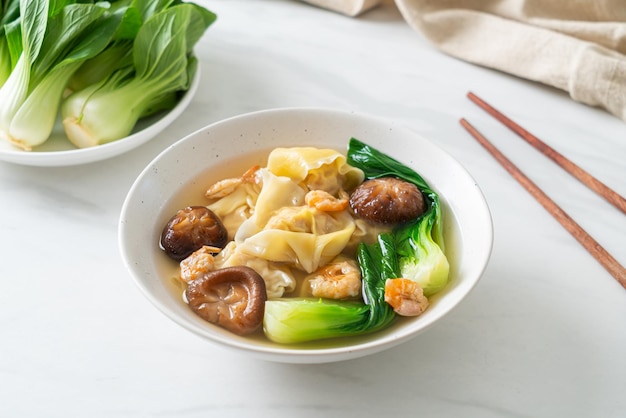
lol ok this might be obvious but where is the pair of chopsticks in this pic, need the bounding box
[460,92,626,290]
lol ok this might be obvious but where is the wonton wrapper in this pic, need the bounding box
[237,206,356,273]
[208,183,261,240]
[215,242,296,298]
[267,147,364,195]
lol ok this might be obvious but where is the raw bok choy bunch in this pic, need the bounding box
[263,138,450,344]
[62,2,216,148]
[0,0,142,150]
[0,0,216,151]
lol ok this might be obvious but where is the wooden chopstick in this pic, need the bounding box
[459,117,626,290]
[467,92,626,215]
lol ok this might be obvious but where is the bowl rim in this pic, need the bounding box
[118,107,494,363]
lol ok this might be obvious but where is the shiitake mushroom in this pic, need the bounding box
[349,177,426,224]
[160,206,228,261]
[185,266,267,335]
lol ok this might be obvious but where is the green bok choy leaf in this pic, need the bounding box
[0,0,20,86]
[347,137,449,296]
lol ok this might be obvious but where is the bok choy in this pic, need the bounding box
[263,233,398,344]
[0,0,137,150]
[347,137,450,296]
[0,0,216,151]
[62,2,215,148]
[0,0,48,148]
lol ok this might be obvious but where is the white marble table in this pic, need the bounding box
[1,1,625,416]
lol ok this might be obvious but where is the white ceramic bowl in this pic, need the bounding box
[119,108,493,363]
[0,66,200,167]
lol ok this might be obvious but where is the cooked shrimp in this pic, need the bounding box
[308,258,361,299]
[179,245,221,283]
[305,189,349,212]
[384,278,429,316]
[205,165,260,199]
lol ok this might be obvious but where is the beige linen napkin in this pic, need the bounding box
[303,0,626,122]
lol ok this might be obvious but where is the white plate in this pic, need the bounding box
[119,108,493,363]
[0,66,200,167]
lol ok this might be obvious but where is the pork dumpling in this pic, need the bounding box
[267,147,364,195]
[214,242,297,299]
[246,168,307,228]
[237,206,356,273]
[207,183,261,239]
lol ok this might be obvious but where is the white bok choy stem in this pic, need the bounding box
[7,61,82,149]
